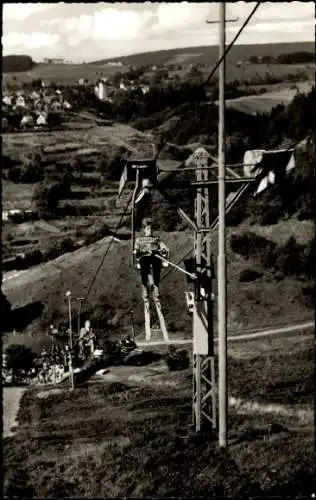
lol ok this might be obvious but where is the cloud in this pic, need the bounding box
[3,3,49,21]
[2,2,315,61]
[3,32,60,49]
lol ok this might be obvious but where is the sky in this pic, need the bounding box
[2,2,315,62]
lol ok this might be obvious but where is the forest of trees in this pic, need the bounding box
[3,55,37,73]
[249,51,314,64]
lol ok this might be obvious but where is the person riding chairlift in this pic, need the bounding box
[134,218,169,299]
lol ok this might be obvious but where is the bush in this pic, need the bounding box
[239,268,263,282]
[3,54,36,72]
[165,347,190,371]
[23,249,43,267]
[5,343,36,377]
[32,181,61,219]
[98,145,129,181]
[271,236,303,277]
[230,232,276,265]
[59,237,77,253]
[84,223,111,245]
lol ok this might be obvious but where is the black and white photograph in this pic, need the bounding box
[2,1,315,497]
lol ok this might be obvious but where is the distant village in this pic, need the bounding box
[2,83,72,130]
[2,64,155,132]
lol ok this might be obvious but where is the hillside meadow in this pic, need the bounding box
[3,218,314,343]
[3,331,314,497]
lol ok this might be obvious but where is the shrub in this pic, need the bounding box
[5,343,37,377]
[98,145,129,181]
[230,232,276,264]
[24,249,43,267]
[32,181,62,219]
[239,268,263,282]
[3,54,36,72]
[59,237,77,253]
[165,347,190,371]
[271,236,303,277]
[84,223,111,245]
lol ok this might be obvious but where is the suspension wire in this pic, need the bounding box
[125,128,313,325]
[78,192,133,319]
[153,2,262,164]
[68,1,311,337]
[156,131,313,285]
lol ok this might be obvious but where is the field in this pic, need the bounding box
[223,81,314,115]
[2,122,154,260]
[2,41,314,87]
[91,41,314,67]
[3,61,314,88]
[2,62,128,86]
[3,332,314,497]
[3,218,314,341]
[2,181,36,211]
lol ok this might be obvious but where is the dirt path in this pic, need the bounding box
[137,321,314,346]
[3,387,26,438]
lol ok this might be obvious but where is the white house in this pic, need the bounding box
[141,86,150,95]
[119,80,127,91]
[95,80,107,101]
[16,95,26,107]
[36,113,47,126]
[2,209,21,221]
[3,95,12,106]
[30,91,40,100]
[20,114,34,128]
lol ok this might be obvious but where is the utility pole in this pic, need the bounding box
[66,290,74,391]
[207,5,237,448]
[76,297,84,338]
[218,2,228,448]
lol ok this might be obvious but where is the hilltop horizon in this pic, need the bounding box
[87,41,314,66]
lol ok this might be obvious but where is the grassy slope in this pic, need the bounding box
[224,81,314,115]
[2,123,151,159]
[2,62,129,86]
[3,220,314,340]
[3,334,314,497]
[91,42,315,66]
[2,123,152,258]
[3,43,314,87]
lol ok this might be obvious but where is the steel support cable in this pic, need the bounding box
[79,192,133,319]
[157,130,314,285]
[153,1,262,164]
[131,169,140,267]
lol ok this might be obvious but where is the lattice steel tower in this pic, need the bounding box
[192,148,217,432]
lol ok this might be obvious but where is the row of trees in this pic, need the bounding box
[3,55,37,73]
[231,231,315,280]
[249,51,314,64]
[4,344,37,382]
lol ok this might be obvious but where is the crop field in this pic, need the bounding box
[2,62,129,86]
[223,81,314,115]
[3,331,314,497]
[2,120,156,265]
[92,42,314,67]
[2,181,35,211]
[171,62,315,85]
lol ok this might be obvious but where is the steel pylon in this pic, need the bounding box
[192,148,217,432]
